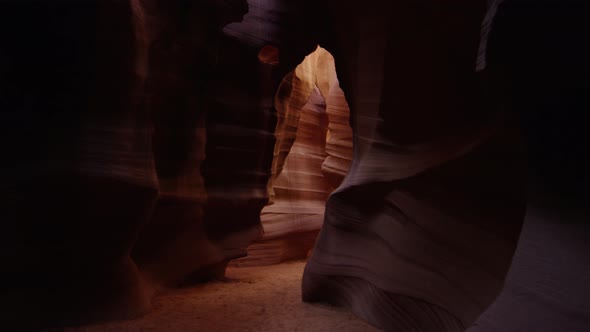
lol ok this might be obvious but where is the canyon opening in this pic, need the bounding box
[1,1,589,332]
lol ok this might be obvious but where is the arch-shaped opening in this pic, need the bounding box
[232,46,353,267]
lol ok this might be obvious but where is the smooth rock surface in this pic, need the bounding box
[303,1,527,331]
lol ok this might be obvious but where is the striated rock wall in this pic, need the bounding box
[302,1,527,331]
[0,0,262,327]
[2,1,587,331]
[233,47,353,267]
[1,1,317,326]
[264,86,330,238]
[130,0,219,287]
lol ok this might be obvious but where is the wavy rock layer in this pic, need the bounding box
[128,0,287,288]
[130,0,215,287]
[263,86,330,239]
[302,1,527,331]
[200,36,280,266]
[233,47,353,267]
[2,1,587,331]
[1,0,258,327]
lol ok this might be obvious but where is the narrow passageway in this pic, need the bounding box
[4,2,588,332]
[70,261,379,332]
[231,46,353,267]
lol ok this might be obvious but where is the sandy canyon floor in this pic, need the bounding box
[65,261,380,332]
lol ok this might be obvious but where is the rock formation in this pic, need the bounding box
[1,1,158,328]
[130,0,223,287]
[467,1,590,331]
[0,0,258,327]
[300,1,528,331]
[1,1,588,331]
[233,47,353,267]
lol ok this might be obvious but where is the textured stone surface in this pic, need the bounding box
[302,1,528,331]
[129,0,264,290]
[0,0,255,327]
[263,86,330,238]
[233,47,353,266]
[2,1,588,331]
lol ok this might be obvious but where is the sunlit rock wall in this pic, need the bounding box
[233,47,353,266]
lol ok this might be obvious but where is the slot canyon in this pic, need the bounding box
[1,0,588,331]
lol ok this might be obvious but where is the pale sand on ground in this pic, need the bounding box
[69,260,380,332]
